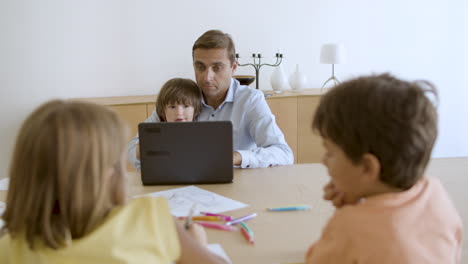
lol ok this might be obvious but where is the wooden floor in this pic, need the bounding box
[425,157,468,262]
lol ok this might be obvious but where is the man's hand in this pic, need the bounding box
[323,180,345,208]
[233,151,242,166]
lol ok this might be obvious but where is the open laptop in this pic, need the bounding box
[138,121,233,185]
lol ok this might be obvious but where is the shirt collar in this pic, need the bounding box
[224,78,236,103]
[201,78,237,106]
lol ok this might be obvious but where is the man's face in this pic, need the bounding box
[193,48,237,101]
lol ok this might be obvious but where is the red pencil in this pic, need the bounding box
[240,225,255,244]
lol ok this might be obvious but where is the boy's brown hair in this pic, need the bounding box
[312,73,438,190]
[2,100,128,249]
[156,78,202,121]
[192,29,237,66]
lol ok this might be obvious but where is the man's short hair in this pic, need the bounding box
[312,73,438,190]
[192,29,236,66]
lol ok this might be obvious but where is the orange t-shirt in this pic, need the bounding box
[306,177,463,264]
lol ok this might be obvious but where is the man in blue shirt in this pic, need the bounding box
[128,30,293,169]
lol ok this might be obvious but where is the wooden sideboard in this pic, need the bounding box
[77,89,325,165]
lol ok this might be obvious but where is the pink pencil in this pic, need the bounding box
[200,212,233,221]
[195,221,235,231]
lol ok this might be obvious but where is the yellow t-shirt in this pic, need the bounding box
[0,197,181,264]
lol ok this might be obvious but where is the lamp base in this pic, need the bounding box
[320,75,340,92]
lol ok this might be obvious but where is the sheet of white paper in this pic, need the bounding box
[0,178,9,191]
[135,186,247,217]
[208,244,232,263]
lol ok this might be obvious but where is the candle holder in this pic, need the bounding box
[235,53,283,90]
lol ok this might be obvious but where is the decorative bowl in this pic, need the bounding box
[233,75,256,86]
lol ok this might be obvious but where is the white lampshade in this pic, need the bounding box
[320,44,346,64]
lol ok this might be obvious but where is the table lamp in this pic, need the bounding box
[320,43,346,90]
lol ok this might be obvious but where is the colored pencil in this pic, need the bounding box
[226,213,257,226]
[266,205,311,211]
[185,204,196,230]
[240,225,255,244]
[240,222,255,244]
[179,216,226,221]
[200,212,233,221]
[195,221,235,231]
[240,222,254,235]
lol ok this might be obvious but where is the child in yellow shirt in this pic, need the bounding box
[306,73,463,263]
[0,100,227,264]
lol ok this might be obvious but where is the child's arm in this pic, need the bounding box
[127,109,160,170]
[174,221,229,264]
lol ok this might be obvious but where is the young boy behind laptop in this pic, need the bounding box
[136,78,202,159]
[156,78,202,122]
[306,73,463,263]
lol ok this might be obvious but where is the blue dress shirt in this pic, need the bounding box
[127,79,294,169]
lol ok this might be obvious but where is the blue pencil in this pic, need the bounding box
[266,205,311,211]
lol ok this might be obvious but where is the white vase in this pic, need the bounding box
[270,64,289,93]
[289,64,307,91]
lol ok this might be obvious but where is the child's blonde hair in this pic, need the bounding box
[2,100,128,249]
[156,78,202,121]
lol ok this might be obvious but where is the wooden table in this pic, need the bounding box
[129,158,468,264]
[1,158,467,263]
[129,163,334,264]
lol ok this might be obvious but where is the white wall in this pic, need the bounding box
[1,0,467,177]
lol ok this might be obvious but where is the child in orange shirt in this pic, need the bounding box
[0,100,227,264]
[306,73,463,263]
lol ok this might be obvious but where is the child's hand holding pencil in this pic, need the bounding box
[184,204,196,230]
[186,223,208,246]
[183,204,208,246]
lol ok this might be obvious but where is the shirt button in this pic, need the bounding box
[246,165,250,168]
[211,114,215,117]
